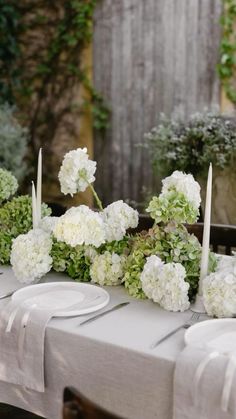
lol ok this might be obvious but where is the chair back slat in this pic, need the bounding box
[185,223,236,255]
[226,246,231,255]
[212,244,218,253]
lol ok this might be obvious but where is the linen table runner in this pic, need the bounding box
[173,344,236,419]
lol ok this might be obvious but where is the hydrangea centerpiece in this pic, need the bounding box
[7,148,217,315]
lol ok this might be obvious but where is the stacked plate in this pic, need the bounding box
[11,282,110,317]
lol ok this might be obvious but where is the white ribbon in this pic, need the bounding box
[192,351,219,406]
[221,354,236,412]
[17,303,37,368]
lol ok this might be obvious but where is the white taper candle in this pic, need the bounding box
[199,163,212,295]
[36,148,42,224]
[32,181,37,229]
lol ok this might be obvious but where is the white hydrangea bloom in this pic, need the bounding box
[154,263,190,312]
[203,254,236,317]
[58,148,96,196]
[84,246,98,262]
[217,254,236,276]
[90,251,126,286]
[39,216,59,233]
[141,255,190,312]
[140,255,164,299]
[53,205,105,248]
[161,170,201,210]
[203,270,236,318]
[102,200,139,242]
[10,229,53,284]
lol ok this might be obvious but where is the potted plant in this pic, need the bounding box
[145,112,236,225]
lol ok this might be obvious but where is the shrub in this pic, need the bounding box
[0,103,28,180]
[146,112,236,178]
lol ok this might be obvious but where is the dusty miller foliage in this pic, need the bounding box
[146,112,236,178]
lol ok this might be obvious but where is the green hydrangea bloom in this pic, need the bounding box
[123,224,217,301]
[123,229,165,299]
[51,240,91,281]
[99,236,129,256]
[0,168,18,204]
[0,195,51,264]
[51,236,129,281]
[146,191,199,224]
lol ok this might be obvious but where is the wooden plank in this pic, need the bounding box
[185,0,199,116]
[197,0,221,109]
[210,0,222,106]
[173,0,187,118]
[120,0,133,200]
[162,0,174,116]
[129,0,144,205]
[110,1,123,202]
[93,0,113,205]
[140,0,156,197]
[93,0,222,207]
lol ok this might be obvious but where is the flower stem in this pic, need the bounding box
[88,183,103,211]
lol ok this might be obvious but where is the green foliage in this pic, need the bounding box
[99,236,130,256]
[51,236,129,281]
[123,233,159,299]
[0,168,18,204]
[0,195,51,264]
[146,112,236,178]
[51,240,91,281]
[218,0,236,104]
[84,84,110,131]
[0,1,21,104]
[0,0,109,142]
[123,224,217,301]
[0,104,28,180]
[147,192,199,225]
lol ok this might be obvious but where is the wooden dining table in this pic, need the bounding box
[0,266,208,419]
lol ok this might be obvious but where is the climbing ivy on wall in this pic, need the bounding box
[218,0,236,104]
[0,0,109,154]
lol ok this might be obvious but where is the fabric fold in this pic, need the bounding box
[0,285,84,392]
[173,345,236,419]
[0,299,57,392]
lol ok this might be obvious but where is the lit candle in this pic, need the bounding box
[199,163,212,295]
[36,148,42,224]
[32,181,37,229]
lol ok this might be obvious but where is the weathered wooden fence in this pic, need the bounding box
[93,0,222,207]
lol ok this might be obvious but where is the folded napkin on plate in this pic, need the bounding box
[173,335,236,419]
[0,289,82,392]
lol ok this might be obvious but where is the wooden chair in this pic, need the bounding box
[129,213,154,233]
[186,223,236,255]
[0,404,41,419]
[63,387,122,419]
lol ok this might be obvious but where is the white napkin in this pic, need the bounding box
[0,289,83,392]
[173,333,236,419]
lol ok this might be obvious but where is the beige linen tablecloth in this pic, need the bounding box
[0,267,193,419]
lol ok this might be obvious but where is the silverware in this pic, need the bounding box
[78,302,130,326]
[150,312,201,349]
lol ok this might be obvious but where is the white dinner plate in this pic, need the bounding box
[185,318,236,350]
[12,282,110,317]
